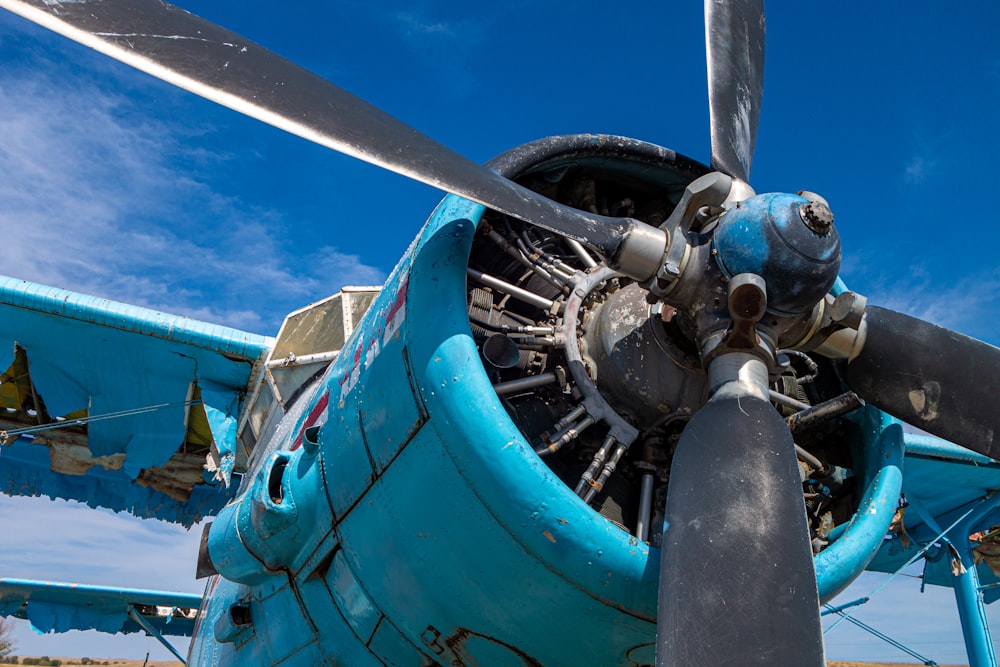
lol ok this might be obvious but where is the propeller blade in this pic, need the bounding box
[657,388,824,665]
[0,0,663,276]
[704,0,765,183]
[846,306,1000,460]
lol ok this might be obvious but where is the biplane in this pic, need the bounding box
[0,1,999,665]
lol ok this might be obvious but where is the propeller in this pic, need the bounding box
[656,271,826,660]
[845,306,1000,460]
[705,0,765,183]
[657,1,1000,657]
[657,365,824,665]
[654,1,1000,652]
[655,2,827,664]
[0,0,666,281]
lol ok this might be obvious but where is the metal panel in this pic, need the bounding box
[321,259,415,518]
[244,580,318,666]
[322,406,376,520]
[338,425,654,667]
[368,617,428,667]
[326,549,381,644]
[359,341,426,472]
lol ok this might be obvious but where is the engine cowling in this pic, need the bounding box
[197,135,902,667]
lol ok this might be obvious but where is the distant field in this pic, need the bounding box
[829,663,966,667]
[0,664,163,667]
[0,661,968,667]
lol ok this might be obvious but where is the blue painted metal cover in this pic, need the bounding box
[223,194,904,667]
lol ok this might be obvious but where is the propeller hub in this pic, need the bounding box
[713,193,841,316]
[800,200,835,234]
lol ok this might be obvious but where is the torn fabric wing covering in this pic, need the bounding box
[201,381,241,485]
[0,275,273,525]
[0,438,233,525]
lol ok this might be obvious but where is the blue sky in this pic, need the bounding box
[0,0,999,662]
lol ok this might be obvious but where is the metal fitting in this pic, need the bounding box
[799,200,835,234]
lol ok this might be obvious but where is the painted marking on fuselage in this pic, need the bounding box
[383,276,408,344]
[339,276,409,402]
[290,389,330,451]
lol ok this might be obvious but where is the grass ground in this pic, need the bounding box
[829,663,966,666]
[0,660,183,667]
[0,661,969,667]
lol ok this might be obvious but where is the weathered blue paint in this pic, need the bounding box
[0,438,233,525]
[713,193,841,315]
[207,444,329,585]
[0,275,272,524]
[188,573,328,666]
[0,578,201,637]
[906,433,996,465]
[0,276,271,358]
[0,184,905,664]
[952,514,1000,667]
[897,434,1000,595]
[0,177,910,663]
[906,490,1000,667]
[816,412,903,601]
[862,433,1000,663]
[869,508,1000,602]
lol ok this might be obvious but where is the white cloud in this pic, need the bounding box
[0,53,385,334]
[840,250,1000,346]
[903,154,931,183]
[0,497,201,590]
[876,277,1000,343]
[897,123,944,187]
[393,10,458,37]
[0,495,200,659]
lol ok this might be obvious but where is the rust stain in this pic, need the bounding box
[542,531,556,543]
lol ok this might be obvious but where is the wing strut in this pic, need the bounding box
[128,605,189,665]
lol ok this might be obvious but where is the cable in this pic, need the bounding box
[824,604,940,666]
[0,399,202,445]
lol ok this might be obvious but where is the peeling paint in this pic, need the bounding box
[907,381,941,421]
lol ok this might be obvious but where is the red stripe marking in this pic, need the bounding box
[290,391,329,451]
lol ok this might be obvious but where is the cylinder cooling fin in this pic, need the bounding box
[465,135,862,552]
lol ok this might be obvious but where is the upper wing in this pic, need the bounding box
[865,433,1000,601]
[0,275,273,525]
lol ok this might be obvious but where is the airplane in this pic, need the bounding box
[0,0,998,665]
